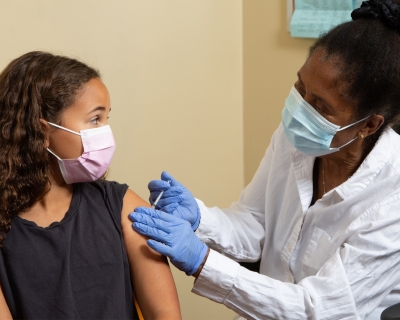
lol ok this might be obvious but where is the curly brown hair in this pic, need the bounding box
[0,51,100,245]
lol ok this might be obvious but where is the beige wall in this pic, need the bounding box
[243,0,314,184]
[0,1,240,319]
[0,1,313,319]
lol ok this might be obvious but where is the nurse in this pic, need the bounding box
[130,1,400,319]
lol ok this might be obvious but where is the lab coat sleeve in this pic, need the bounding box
[192,196,400,320]
[195,199,265,262]
[194,126,280,262]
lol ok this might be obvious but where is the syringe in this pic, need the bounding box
[151,179,171,209]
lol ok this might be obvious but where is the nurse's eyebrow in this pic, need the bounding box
[297,72,304,86]
[297,72,334,111]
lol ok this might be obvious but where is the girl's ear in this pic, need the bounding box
[39,118,50,148]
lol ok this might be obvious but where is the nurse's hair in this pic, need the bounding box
[0,51,100,245]
[309,0,400,145]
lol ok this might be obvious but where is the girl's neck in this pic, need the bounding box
[18,174,73,227]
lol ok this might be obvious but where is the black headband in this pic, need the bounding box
[351,0,400,31]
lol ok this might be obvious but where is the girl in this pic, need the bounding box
[0,51,181,319]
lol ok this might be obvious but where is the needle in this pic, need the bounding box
[151,179,171,208]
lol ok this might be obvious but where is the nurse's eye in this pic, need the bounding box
[294,82,305,98]
[313,104,331,117]
[314,105,323,113]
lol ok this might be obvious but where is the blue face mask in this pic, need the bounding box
[282,86,369,157]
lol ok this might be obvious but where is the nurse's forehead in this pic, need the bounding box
[299,54,341,82]
[297,53,349,96]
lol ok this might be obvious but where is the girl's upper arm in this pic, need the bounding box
[0,283,12,319]
[121,188,181,320]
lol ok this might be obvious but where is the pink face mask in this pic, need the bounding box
[46,122,116,184]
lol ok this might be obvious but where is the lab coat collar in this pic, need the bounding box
[290,128,395,210]
[335,128,394,199]
[290,151,315,213]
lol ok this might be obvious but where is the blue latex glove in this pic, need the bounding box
[148,171,201,231]
[130,207,208,276]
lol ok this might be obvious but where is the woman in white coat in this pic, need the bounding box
[131,1,400,318]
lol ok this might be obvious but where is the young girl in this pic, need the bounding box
[0,51,181,319]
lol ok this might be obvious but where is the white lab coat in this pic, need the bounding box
[193,124,400,319]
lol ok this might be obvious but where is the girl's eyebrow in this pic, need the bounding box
[86,106,107,114]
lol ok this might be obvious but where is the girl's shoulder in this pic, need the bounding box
[79,180,129,224]
[82,180,129,204]
[84,179,129,195]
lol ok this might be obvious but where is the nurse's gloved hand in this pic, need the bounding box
[130,207,208,276]
[148,171,201,231]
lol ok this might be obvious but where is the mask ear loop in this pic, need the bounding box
[47,121,81,136]
[337,136,358,149]
[337,115,370,131]
[46,121,82,158]
[46,148,61,160]
[45,122,81,184]
[46,147,72,184]
[335,116,370,149]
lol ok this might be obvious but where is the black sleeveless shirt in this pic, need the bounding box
[0,180,139,319]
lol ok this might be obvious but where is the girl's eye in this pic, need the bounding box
[90,117,99,124]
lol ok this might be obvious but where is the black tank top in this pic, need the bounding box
[0,180,139,319]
